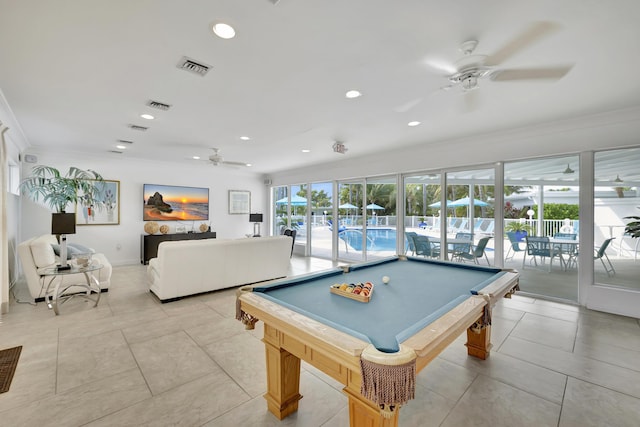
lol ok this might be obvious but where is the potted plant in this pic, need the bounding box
[20,165,104,213]
[624,216,640,238]
[505,221,533,241]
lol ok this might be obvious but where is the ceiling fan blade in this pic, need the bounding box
[491,65,573,81]
[485,21,560,67]
[223,161,249,167]
[393,97,423,113]
[424,58,458,75]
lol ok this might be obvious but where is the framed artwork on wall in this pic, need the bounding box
[76,180,120,225]
[229,190,250,214]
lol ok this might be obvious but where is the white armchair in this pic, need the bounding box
[17,235,112,301]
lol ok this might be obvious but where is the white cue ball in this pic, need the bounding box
[382,276,390,284]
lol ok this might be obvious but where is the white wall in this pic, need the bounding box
[20,150,268,266]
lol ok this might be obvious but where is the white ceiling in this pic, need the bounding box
[1,0,640,175]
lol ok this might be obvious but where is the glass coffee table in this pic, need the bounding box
[40,263,103,315]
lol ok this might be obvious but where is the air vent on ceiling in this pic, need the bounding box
[109,150,123,154]
[177,57,211,76]
[117,139,134,144]
[147,100,171,111]
[129,124,148,131]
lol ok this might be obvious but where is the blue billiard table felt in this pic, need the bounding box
[253,257,506,353]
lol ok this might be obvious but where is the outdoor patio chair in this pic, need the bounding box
[523,236,563,271]
[450,232,473,261]
[473,219,486,233]
[594,237,616,276]
[456,236,492,265]
[427,217,440,231]
[283,228,297,257]
[448,218,462,231]
[405,231,418,255]
[455,219,469,232]
[413,235,440,258]
[505,232,526,261]
[554,232,578,269]
[480,220,495,236]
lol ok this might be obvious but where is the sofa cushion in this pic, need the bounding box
[30,235,57,267]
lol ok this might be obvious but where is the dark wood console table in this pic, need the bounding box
[141,232,217,264]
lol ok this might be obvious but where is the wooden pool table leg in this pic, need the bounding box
[465,321,492,360]
[263,338,303,420]
[344,387,401,427]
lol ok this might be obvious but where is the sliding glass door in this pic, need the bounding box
[445,168,495,264]
[503,155,579,301]
[591,148,640,300]
[337,180,365,261]
[309,182,333,258]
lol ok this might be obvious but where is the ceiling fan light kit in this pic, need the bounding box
[207,148,249,167]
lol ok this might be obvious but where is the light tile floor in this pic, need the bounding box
[1,256,640,426]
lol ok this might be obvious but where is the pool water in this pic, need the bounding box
[339,228,401,251]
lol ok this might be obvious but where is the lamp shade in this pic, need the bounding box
[249,213,263,223]
[51,213,76,235]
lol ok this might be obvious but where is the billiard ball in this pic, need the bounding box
[382,276,390,284]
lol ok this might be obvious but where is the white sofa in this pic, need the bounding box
[17,235,112,301]
[147,235,292,302]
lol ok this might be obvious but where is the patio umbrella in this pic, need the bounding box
[449,197,489,207]
[275,195,307,206]
[339,203,358,224]
[275,195,307,215]
[339,203,358,209]
[366,203,384,210]
[428,200,452,209]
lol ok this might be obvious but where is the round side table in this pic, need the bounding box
[40,263,103,315]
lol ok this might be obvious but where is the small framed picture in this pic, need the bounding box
[229,190,250,214]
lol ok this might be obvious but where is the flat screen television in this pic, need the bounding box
[143,184,209,221]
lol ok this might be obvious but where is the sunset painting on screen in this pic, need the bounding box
[143,184,209,221]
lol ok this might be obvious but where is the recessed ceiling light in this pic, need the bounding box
[301,149,311,153]
[212,22,236,39]
[246,163,252,167]
[408,121,421,127]
[239,136,251,141]
[116,145,127,150]
[345,90,362,99]
[193,156,200,160]
[140,114,154,120]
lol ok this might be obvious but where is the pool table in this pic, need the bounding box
[236,256,519,427]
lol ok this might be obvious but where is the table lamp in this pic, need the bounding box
[51,212,76,270]
[249,213,263,237]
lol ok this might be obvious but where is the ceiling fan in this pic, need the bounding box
[396,22,573,112]
[206,148,249,167]
[435,22,572,91]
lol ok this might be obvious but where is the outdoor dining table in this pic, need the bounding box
[429,236,475,259]
[548,237,579,271]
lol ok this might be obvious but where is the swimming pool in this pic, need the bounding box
[339,227,402,251]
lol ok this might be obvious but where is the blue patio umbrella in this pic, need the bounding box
[275,195,307,206]
[339,203,358,209]
[449,197,489,207]
[276,195,307,215]
[366,203,384,210]
[428,200,452,209]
